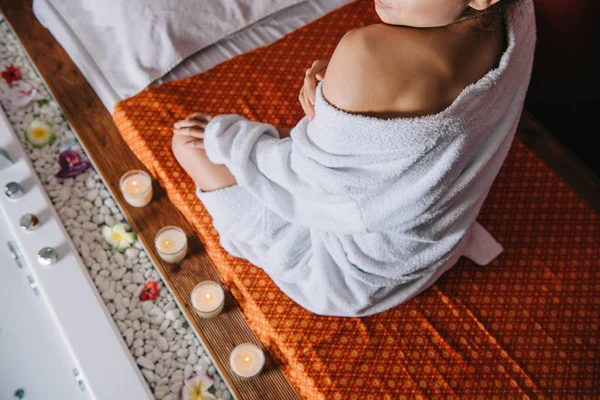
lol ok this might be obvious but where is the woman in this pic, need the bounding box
[171,0,536,316]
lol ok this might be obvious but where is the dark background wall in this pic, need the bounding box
[526,0,600,176]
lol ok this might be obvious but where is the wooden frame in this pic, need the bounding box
[0,1,598,399]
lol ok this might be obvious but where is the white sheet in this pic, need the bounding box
[36,0,306,99]
[33,0,352,112]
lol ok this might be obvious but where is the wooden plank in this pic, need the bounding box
[0,2,300,399]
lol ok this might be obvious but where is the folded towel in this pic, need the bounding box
[197,0,536,317]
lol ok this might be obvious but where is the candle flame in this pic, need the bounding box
[132,180,138,187]
[243,355,252,365]
[161,239,174,250]
[205,293,212,300]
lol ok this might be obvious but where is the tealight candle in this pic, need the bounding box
[191,281,225,318]
[119,170,153,207]
[230,343,265,379]
[155,226,188,263]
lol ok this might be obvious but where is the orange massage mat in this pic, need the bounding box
[114,1,599,398]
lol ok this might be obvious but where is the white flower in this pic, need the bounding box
[102,222,137,252]
[181,373,216,400]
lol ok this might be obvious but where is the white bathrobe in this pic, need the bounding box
[197,0,536,317]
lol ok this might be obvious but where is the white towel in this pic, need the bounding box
[197,0,536,317]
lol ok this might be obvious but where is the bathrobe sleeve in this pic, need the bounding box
[202,114,366,234]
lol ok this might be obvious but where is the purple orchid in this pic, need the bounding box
[55,149,92,179]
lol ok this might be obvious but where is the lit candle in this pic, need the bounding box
[119,170,153,207]
[230,343,265,379]
[154,226,188,263]
[191,281,225,318]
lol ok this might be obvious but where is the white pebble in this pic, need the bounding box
[92,214,104,224]
[172,319,184,330]
[141,369,155,383]
[148,347,163,362]
[104,215,115,226]
[170,371,183,384]
[162,395,175,400]
[165,309,180,321]
[151,314,165,325]
[123,329,134,347]
[157,377,169,386]
[94,250,108,263]
[164,329,176,341]
[154,391,166,400]
[114,293,124,311]
[122,296,131,308]
[114,309,128,321]
[134,347,144,357]
[104,198,116,207]
[86,189,99,201]
[159,320,170,333]
[136,356,154,371]
[184,364,193,378]
[85,177,96,190]
[157,337,169,352]
[132,272,145,284]
[82,232,95,244]
[102,289,116,301]
[170,382,183,394]
[128,309,143,320]
[112,268,127,280]
[126,284,139,294]
[79,242,90,258]
[125,247,140,259]
[116,321,127,333]
[141,301,153,314]
[176,348,189,358]
[99,206,110,215]
[133,339,144,349]
[112,253,125,267]
[187,354,198,365]
[82,222,97,231]
[59,185,72,201]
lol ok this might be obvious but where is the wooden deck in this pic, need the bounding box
[0,1,300,399]
[0,1,598,399]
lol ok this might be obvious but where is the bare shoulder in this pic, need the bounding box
[322,23,504,119]
[322,24,448,119]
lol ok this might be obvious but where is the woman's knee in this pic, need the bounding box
[171,134,191,160]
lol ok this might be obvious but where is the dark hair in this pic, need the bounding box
[458,0,521,30]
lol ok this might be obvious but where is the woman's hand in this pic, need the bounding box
[299,60,329,120]
[173,112,213,149]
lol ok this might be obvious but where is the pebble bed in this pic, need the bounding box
[0,17,231,400]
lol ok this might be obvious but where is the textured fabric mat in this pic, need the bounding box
[114,1,600,398]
